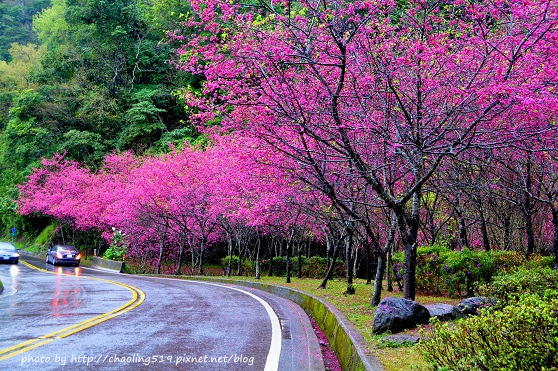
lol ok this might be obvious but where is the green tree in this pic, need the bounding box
[0,0,199,234]
[0,0,50,61]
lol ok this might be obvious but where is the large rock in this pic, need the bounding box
[372,297,431,334]
[456,297,493,316]
[424,303,461,321]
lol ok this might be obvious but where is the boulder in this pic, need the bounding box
[456,296,493,316]
[372,297,431,335]
[424,303,461,321]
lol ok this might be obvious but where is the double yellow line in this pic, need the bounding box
[0,260,145,361]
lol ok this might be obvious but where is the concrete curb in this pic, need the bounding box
[91,257,124,272]
[180,277,384,371]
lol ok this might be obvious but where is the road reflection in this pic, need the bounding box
[3,264,20,295]
[10,264,19,277]
[47,264,82,277]
[49,265,83,317]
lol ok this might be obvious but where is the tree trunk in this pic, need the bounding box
[325,230,331,275]
[285,230,295,283]
[60,222,66,245]
[198,240,204,276]
[371,216,396,305]
[371,251,386,306]
[190,242,196,275]
[268,238,274,277]
[400,190,420,301]
[352,247,359,282]
[156,237,164,275]
[365,240,372,284]
[318,239,340,289]
[236,233,243,276]
[524,157,535,254]
[255,235,261,279]
[552,208,558,269]
[226,232,233,277]
[174,237,185,275]
[297,241,302,279]
[457,208,469,248]
[286,239,291,284]
[503,216,512,250]
[524,208,535,254]
[479,207,490,251]
[387,249,393,292]
[345,222,354,287]
[403,242,417,300]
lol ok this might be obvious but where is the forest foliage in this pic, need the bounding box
[0,0,199,235]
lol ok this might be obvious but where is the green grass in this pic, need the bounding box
[80,256,93,267]
[187,274,459,370]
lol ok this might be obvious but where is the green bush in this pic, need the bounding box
[524,255,555,269]
[103,229,127,261]
[392,246,545,297]
[256,256,294,276]
[480,266,558,308]
[421,293,558,370]
[103,245,127,261]
[221,255,255,276]
[221,255,239,272]
[441,248,495,296]
[301,256,344,278]
[301,256,325,277]
[221,255,345,279]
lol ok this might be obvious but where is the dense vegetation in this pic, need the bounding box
[421,265,558,369]
[0,0,198,238]
[0,0,50,61]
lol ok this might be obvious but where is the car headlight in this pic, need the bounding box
[13,253,19,257]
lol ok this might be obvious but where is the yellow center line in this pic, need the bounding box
[0,259,145,362]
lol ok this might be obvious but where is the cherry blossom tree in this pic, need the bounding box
[177,0,558,299]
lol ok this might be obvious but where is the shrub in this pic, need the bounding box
[490,250,527,274]
[103,229,127,261]
[480,266,558,308]
[524,255,555,269]
[301,256,345,279]
[440,248,495,297]
[221,255,257,276]
[392,246,545,297]
[103,245,127,261]
[221,255,239,273]
[224,255,345,279]
[421,293,558,370]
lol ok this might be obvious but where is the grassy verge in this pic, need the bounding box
[182,275,459,370]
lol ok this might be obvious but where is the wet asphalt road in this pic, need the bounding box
[0,255,323,370]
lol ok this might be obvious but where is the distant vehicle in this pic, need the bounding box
[46,245,81,267]
[0,242,19,264]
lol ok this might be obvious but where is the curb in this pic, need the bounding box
[91,256,124,272]
[180,277,384,371]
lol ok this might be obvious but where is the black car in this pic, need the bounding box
[0,242,19,264]
[46,245,81,266]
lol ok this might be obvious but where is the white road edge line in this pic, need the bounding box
[148,277,282,371]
